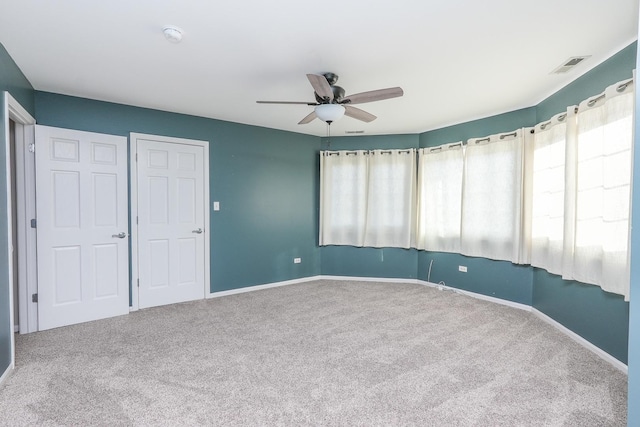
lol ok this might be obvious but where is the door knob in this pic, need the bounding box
[192,228,203,234]
[112,232,127,239]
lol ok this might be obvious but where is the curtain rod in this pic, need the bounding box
[322,149,415,156]
[533,78,633,133]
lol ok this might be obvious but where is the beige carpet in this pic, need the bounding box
[0,280,628,426]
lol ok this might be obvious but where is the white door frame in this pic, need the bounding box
[129,132,210,311]
[3,92,36,376]
[11,98,37,335]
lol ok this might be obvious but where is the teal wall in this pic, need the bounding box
[34,92,321,293]
[0,44,35,115]
[627,34,640,426]
[419,107,537,147]
[536,43,637,122]
[420,252,533,305]
[0,43,35,376]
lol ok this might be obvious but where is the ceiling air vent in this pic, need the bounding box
[552,56,590,74]
[345,130,365,134]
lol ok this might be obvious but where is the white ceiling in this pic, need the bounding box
[1,1,638,137]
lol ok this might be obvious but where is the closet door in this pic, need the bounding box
[133,135,208,309]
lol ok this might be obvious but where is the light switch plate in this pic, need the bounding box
[213,201,220,211]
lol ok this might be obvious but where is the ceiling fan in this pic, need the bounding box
[256,72,403,125]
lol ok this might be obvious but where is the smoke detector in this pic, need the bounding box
[163,26,183,43]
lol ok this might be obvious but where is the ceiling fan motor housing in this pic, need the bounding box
[315,85,345,104]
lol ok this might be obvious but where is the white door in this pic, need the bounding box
[35,125,129,330]
[134,136,207,309]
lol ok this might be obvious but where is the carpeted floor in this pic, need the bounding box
[0,280,628,426]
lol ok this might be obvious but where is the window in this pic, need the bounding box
[416,143,463,253]
[561,80,634,299]
[460,130,526,263]
[319,151,368,246]
[319,149,416,248]
[530,110,570,275]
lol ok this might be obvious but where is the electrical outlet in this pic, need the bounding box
[294,258,301,264]
[458,265,467,273]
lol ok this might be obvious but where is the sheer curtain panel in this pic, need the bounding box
[416,143,463,252]
[563,80,634,300]
[363,149,417,248]
[319,151,368,246]
[530,109,575,275]
[460,129,527,263]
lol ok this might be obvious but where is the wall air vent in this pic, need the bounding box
[552,56,590,74]
[345,130,365,134]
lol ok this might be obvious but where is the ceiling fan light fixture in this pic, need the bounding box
[315,104,345,123]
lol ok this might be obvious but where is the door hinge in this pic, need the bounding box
[137,279,140,288]
[30,219,36,228]
[136,216,138,224]
[28,143,35,153]
[135,153,138,161]
[31,293,38,303]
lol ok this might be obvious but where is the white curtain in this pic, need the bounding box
[319,151,368,246]
[416,142,463,252]
[530,109,574,275]
[363,149,417,248]
[319,149,416,248]
[562,80,634,300]
[460,129,526,263]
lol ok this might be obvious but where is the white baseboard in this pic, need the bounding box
[531,308,628,374]
[207,275,322,299]
[0,363,13,389]
[417,280,533,312]
[319,275,418,284]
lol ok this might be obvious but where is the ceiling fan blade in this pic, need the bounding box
[343,87,403,105]
[256,100,317,105]
[298,111,317,124]
[307,74,334,101]
[344,106,376,122]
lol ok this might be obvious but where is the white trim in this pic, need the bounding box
[129,137,139,311]
[15,123,36,334]
[6,94,34,126]
[129,132,210,310]
[0,362,12,388]
[416,280,533,312]
[6,94,37,338]
[319,275,419,284]
[3,92,15,371]
[532,308,628,374]
[207,276,322,299]
[3,93,35,371]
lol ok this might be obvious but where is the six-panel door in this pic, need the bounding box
[136,139,206,309]
[35,125,129,330]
